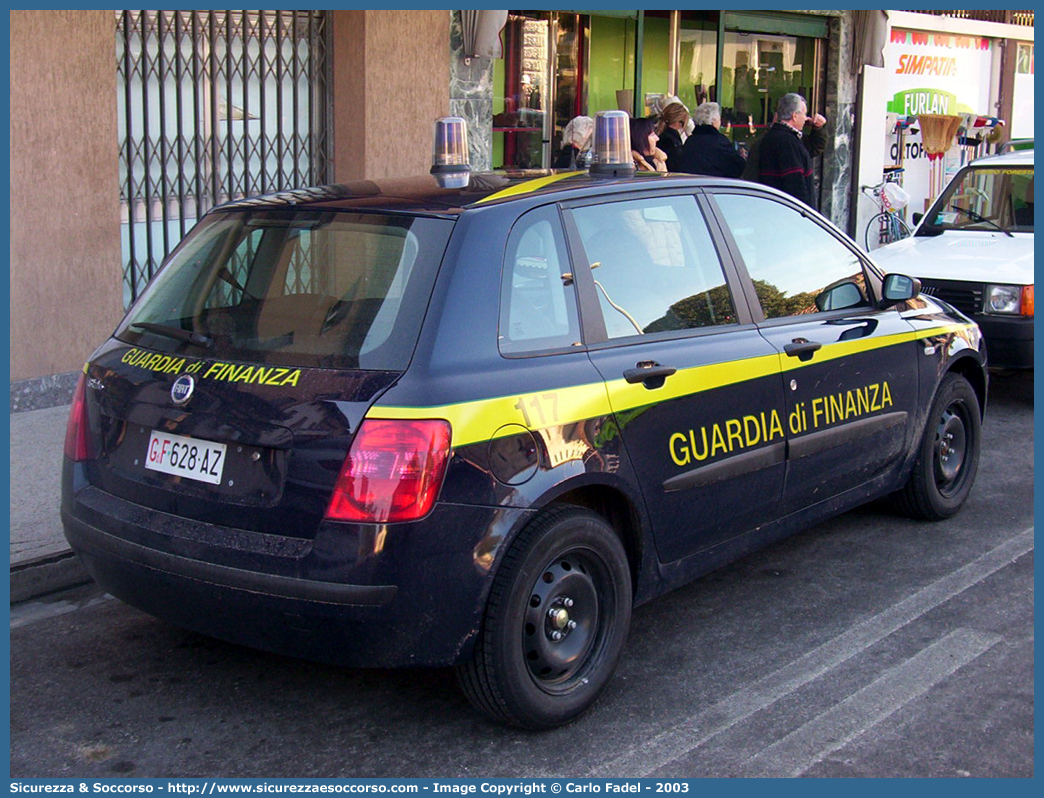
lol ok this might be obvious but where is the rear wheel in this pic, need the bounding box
[894,373,981,520]
[456,506,632,729]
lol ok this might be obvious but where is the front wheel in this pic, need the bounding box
[893,373,981,520]
[456,506,632,729]
[865,212,912,250]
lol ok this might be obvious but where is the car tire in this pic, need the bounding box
[894,373,981,520]
[456,506,632,729]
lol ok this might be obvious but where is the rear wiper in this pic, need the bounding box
[132,322,214,349]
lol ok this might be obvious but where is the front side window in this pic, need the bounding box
[115,210,453,370]
[922,166,1034,234]
[499,206,581,354]
[713,192,869,319]
[571,195,737,339]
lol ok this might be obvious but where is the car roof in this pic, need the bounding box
[968,149,1033,168]
[210,170,743,217]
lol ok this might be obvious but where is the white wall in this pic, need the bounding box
[1011,42,1035,138]
[854,66,890,251]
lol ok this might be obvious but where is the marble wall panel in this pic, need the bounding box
[449,10,495,171]
[820,13,858,233]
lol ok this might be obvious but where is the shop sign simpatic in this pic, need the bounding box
[882,29,994,214]
[885,29,992,120]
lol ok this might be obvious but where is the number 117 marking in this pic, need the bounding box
[514,393,559,428]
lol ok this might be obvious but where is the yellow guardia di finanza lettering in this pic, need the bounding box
[120,349,301,386]
[669,380,893,467]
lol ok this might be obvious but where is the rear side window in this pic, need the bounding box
[571,195,737,339]
[713,193,869,319]
[499,205,582,354]
[116,210,453,370]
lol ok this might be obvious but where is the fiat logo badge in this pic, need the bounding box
[171,374,195,405]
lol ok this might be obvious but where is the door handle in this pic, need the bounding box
[784,338,822,361]
[829,318,878,340]
[623,361,677,389]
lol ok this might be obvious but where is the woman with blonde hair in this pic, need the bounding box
[655,102,690,170]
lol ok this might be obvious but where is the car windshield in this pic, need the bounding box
[920,165,1034,235]
[115,209,453,370]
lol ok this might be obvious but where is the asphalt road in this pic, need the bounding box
[9,372,1033,779]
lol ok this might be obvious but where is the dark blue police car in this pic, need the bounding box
[62,113,987,729]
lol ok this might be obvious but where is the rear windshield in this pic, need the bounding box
[920,166,1034,235]
[115,210,453,370]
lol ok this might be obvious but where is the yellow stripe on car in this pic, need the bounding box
[603,352,780,412]
[366,379,613,448]
[366,323,976,448]
[474,172,584,205]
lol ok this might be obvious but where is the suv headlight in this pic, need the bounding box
[985,284,1033,316]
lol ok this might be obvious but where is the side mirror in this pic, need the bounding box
[880,273,922,307]
[912,212,923,226]
[815,281,864,311]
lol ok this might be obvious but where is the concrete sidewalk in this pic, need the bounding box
[10,404,92,603]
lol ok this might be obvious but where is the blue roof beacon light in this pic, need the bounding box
[431,116,471,189]
[589,110,635,177]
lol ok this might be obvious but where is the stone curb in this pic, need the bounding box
[10,551,93,604]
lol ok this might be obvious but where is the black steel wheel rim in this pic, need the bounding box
[935,401,969,495]
[522,548,614,694]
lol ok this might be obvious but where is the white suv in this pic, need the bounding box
[873,148,1033,369]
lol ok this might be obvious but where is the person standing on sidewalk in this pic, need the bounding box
[757,93,827,209]
[671,101,746,178]
[655,102,690,171]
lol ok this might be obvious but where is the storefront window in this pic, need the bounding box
[720,31,822,151]
[493,14,548,169]
[493,11,827,171]
[677,13,718,112]
[494,12,584,169]
[588,15,635,117]
[551,14,583,163]
[640,12,671,114]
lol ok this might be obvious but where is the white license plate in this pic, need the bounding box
[144,430,227,485]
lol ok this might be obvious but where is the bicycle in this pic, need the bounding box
[861,176,912,251]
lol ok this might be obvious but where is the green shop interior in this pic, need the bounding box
[491,10,828,168]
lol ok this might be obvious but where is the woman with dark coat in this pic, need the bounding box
[655,102,690,171]
[672,102,746,179]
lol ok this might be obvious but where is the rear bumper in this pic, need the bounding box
[975,314,1033,369]
[62,464,534,668]
[63,513,397,606]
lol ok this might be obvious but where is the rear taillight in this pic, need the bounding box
[64,372,91,461]
[325,419,452,524]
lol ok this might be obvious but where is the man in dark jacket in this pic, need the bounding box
[757,93,827,209]
[671,102,746,178]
